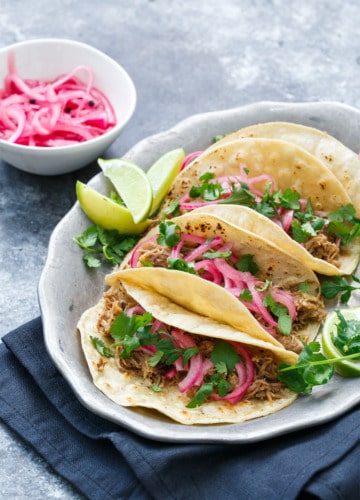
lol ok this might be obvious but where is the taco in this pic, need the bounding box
[162,137,360,276]
[207,121,360,216]
[78,274,298,425]
[109,211,326,353]
[191,204,360,276]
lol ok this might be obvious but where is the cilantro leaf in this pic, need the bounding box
[163,198,181,216]
[321,275,360,304]
[213,373,232,397]
[240,289,253,302]
[235,254,259,275]
[332,310,360,356]
[278,341,334,393]
[90,337,115,357]
[278,188,301,210]
[263,293,292,335]
[73,225,139,268]
[110,311,153,340]
[167,258,196,274]
[211,341,240,373]
[189,173,223,201]
[186,383,214,408]
[157,221,181,247]
[219,184,256,206]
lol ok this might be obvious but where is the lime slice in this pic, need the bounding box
[98,158,153,224]
[146,148,185,214]
[76,181,150,235]
[321,308,360,377]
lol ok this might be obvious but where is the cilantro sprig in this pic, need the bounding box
[332,310,360,355]
[189,172,223,201]
[321,275,360,304]
[167,258,196,274]
[157,220,181,247]
[263,293,292,335]
[278,340,360,393]
[90,337,115,357]
[74,225,139,268]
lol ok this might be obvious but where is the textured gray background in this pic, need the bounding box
[1,0,360,498]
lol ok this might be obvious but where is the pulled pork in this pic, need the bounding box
[97,282,135,337]
[244,348,286,402]
[292,291,327,330]
[304,232,340,267]
[137,241,172,268]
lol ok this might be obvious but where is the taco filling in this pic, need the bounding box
[166,166,360,270]
[127,219,326,353]
[96,283,288,407]
[78,277,298,424]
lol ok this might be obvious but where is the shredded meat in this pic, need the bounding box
[137,241,172,267]
[276,333,303,354]
[292,291,327,330]
[112,328,285,403]
[96,282,136,336]
[244,349,287,401]
[304,233,340,267]
[116,347,180,388]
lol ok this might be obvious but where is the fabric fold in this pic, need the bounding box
[0,317,359,500]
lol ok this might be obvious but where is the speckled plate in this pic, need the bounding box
[38,101,360,443]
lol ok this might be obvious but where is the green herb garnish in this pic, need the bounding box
[167,258,196,274]
[90,336,115,357]
[157,221,181,247]
[321,275,360,304]
[186,341,240,408]
[73,225,139,268]
[235,254,259,275]
[278,340,360,393]
[332,310,360,355]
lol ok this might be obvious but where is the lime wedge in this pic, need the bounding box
[146,148,185,214]
[321,308,360,377]
[76,181,150,235]
[98,158,153,224]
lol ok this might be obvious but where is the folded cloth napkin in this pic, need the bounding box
[0,318,359,500]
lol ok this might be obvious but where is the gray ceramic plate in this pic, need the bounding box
[38,101,360,443]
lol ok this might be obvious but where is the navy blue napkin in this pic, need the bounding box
[0,317,359,500]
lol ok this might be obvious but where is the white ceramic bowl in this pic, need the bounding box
[0,38,136,175]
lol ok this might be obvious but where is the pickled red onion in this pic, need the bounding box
[0,53,116,147]
[212,343,254,404]
[180,151,203,170]
[132,230,297,333]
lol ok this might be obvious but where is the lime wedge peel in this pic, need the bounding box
[321,308,360,377]
[76,181,150,235]
[77,148,185,233]
[146,148,185,214]
[98,158,153,224]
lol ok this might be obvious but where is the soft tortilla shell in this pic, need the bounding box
[166,138,352,214]
[210,122,360,216]
[78,284,297,425]
[190,205,360,276]
[109,211,322,347]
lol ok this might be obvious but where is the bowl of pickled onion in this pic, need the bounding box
[0,38,136,175]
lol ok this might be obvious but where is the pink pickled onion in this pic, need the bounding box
[212,343,254,404]
[0,53,116,147]
[180,151,203,170]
